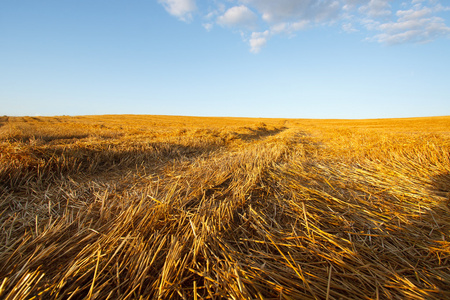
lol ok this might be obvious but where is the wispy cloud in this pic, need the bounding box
[249,30,270,53]
[202,22,214,31]
[159,0,450,52]
[158,0,196,22]
[359,0,392,18]
[217,5,258,29]
[241,0,341,23]
[369,3,450,44]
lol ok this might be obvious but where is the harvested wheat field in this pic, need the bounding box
[0,115,449,299]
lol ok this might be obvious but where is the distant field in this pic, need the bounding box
[1,115,449,299]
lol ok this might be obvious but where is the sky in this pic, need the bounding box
[1,0,449,119]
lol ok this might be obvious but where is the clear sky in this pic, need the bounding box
[1,0,449,118]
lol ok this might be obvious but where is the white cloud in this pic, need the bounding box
[354,0,450,44]
[359,0,392,18]
[397,6,433,20]
[242,0,341,23]
[158,0,450,52]
[343,0,367,10]
[249,30,270,53]
[372,6,450,44]
[243,0,311,23]
[203,23,214,31]
[158,0,196,22]
[217,5,258,29]
[342,22,359,32]
[270,20,309,35]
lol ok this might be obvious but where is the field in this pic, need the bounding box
[0,115,449,299]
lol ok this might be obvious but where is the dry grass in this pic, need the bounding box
[0,115,449,299]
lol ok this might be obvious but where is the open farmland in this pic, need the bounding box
[0,115,449,299]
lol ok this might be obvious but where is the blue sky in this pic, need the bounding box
[1,0,449,118]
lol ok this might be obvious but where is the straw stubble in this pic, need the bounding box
[0,115,449,299]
